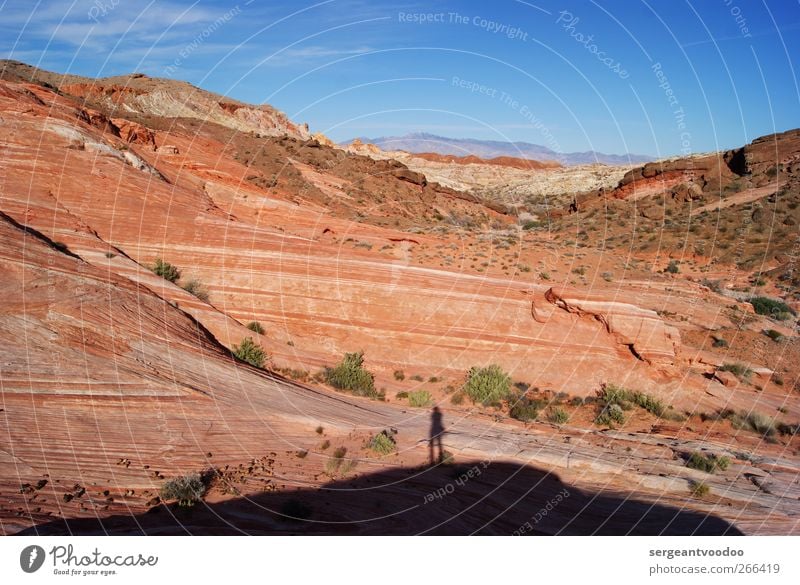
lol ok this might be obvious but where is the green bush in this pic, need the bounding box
[369,431,396,455]
[745,411,776,437]
[749,296,795,320]
[685,452,730,473]
[408,390,433,407]
[233,337,267,368]
[690,481,710,497]
[665,260,680,274]
[547,407,569,424]
[152,258,180,283]
[463,365,512,406]
[595,403,625,426]
[396,391,409,399]
[324,352,381,399]
[595,384,681,422]
[246,321,265,334]
[160,472,206,507]
[393,370,405,381]
[181,279,209,302]
[718,363,752,380]
[764,329,784,342]
[509,393,544,422]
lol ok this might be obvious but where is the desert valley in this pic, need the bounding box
[0,59,798,535]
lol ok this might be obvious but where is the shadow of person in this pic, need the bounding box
[429,406,445,465]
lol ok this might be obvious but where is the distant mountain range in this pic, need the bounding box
[343,132,654,166]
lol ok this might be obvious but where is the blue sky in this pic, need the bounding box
[2,0,798,157]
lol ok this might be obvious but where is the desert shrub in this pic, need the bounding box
[315,425,324,435]
[324,352,381,399]
[233,337,267,368]
[595,403,625,426]
[690,481,710,497]
[320,440,330,450]
[745,411,776,437]
[181,279,209,302]
[777,422,800,437]
[152,258,180,282]
[631,392,666,418]
[160,472,206,507]
[246,321,265,334]
[333,446,347,459]
[685,452,730,473]
[395,391,409,400]
[463,365,512,406]
[546,407,569,424]
[408,390,433,407]
[718,363,752,380]
[393,370,405,381]
[450,391,465,405]
[369,431,396,455]
[749,296,795,320]
[665,260,680,274]
[711,336,728,348]
[410,374,424,382]
[509,393,544,422]
[764,329,784,342]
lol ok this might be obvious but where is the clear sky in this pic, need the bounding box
[2,0,798,157]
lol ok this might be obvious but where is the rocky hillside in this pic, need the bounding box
[1,65,798,535]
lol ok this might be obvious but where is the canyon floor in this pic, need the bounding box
[0,61,798,535]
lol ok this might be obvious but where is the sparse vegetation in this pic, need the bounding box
[324,352,382,399]
[685,452,731,473]
[463,364,512,406]
[764,329,784,342]
[233,337,267,368]
[749,296,795,320]
[407,390,433,407]
[246,321,265,334]
[509,393,543,422]
[718,363,753,380]
[393,369,405,381]
[546,407,569,424]
[369,431,396,455]
[160,472,206,507]
[450,391,465,405]
[665,260,680,274]
[152,258,180,283]
[690,481,710,497]
[593,383,680,424]
[181,278,210,302]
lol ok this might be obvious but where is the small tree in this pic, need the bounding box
[152,258,180,282]
[234,337,266,368]
[463,364,511,406]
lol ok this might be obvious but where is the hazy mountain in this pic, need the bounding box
[343,132,654,166]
